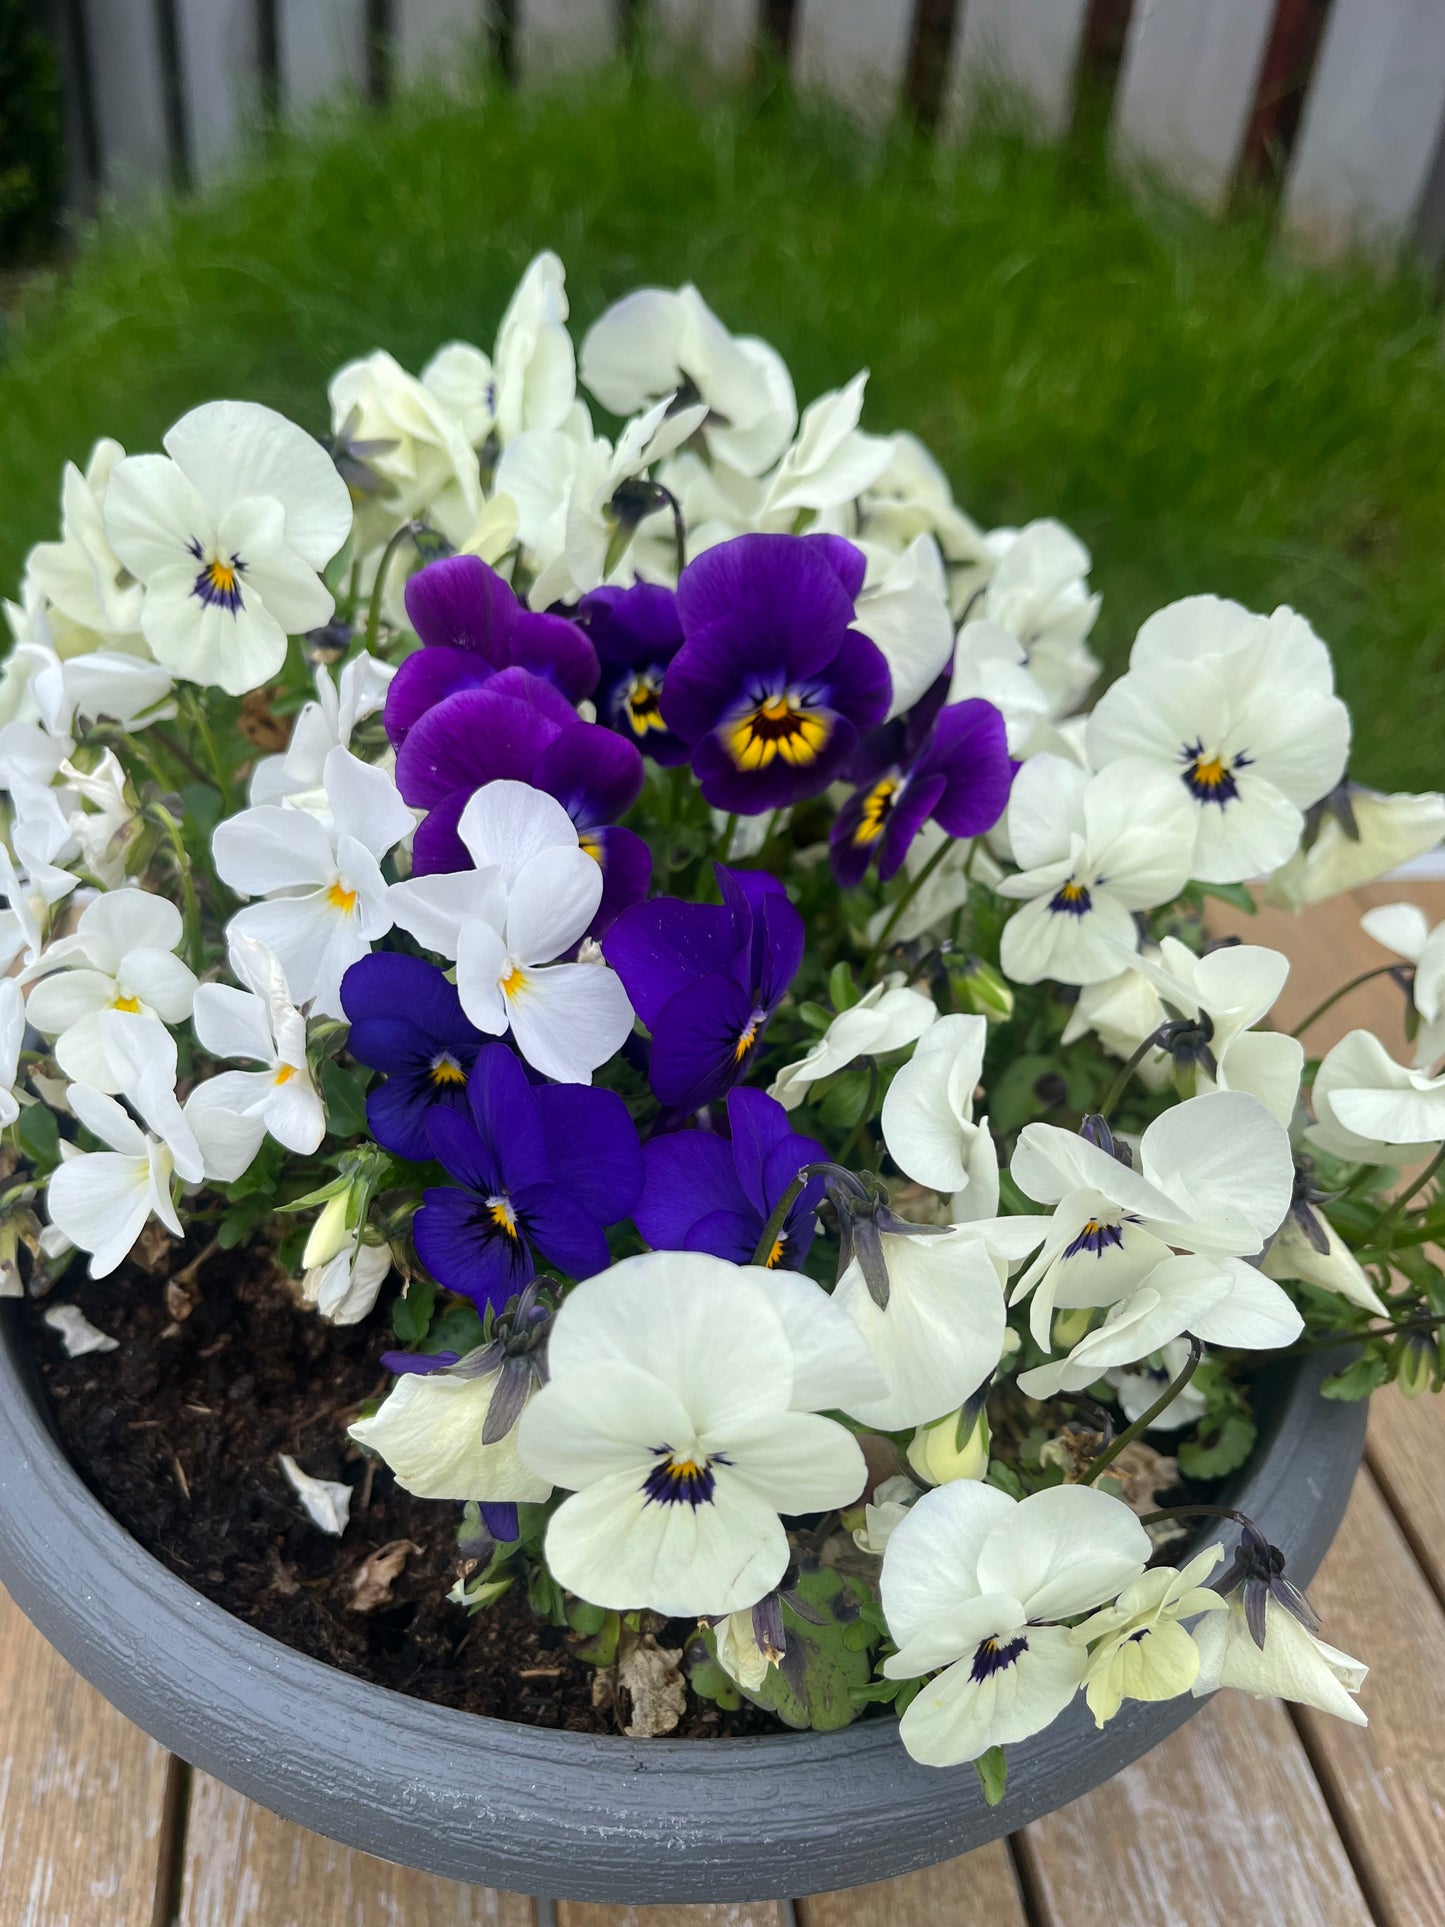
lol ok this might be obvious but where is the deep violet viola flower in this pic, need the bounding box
[395,665,650,932]
[829,693,1014,888]
[661,532,891,813]
[634,1086,827,1269]
[414,1042,644,1315]
[603,864,804,1115]
[579,580,689,766]
[384,553,599,745]
[341,953,486,1164]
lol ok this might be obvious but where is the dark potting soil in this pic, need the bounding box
[24,1244,778,1738]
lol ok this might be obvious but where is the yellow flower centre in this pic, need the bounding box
[500,963,529,1000]
[110,993,142,1014]
[429,1053,467,1087]
[855,775,901,845]
[273,1063,297,1086]
[205,559,237,597]
[326,880,359,915]
[623,672,666,736]
[488,1197,519,1239]
[734,1019,759,1063]
[764,1232,788,1269]
[722,690,832,772]
[578,831,604,865]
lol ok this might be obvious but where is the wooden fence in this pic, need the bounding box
[42,0,1445,263]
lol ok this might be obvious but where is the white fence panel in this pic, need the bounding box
[175,0,261,186]
[280,0,370,110]
[395,0,488,81]
[517,0,618,78]
[656,0,755,69]
[949,0,1090,141]
[82,0,171,197]
[795,0,913,113]
[1283,0,1445,254]
[1113,0,1274,211]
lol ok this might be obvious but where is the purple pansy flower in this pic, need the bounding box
[385,554,599,746]
[603,863,803,1115]
[341,953,486,1163]
[394,666,650,932]
[660,533,892,814]
[829,693,1014,887]
[579,581,689,766]
[415,1043,644,1315]
[633,1087,827,1269]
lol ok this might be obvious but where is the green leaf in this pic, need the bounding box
[985,1461,1026,1499]
[797,1001,833,1031]
[322,1061,370,1138]
[424,1300,486,1357]
[685,1639,743,1711]
[1320,1347,1392,1402]
[828,961,859,1011]
[17,1101,59,1169]
[1177,1409,1256,1480]
[1197,879,1257,914]
[391,1274,437,1346]
[816,1068,871,1131]
[974,1746,1008,1806]
[731,1567,875,1731]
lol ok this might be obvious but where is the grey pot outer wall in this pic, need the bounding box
[0,1304,1365,1906]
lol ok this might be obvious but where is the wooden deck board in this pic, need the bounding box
[797,1840,1028,1927]
[557,1908,787,1926]
[176,1771,534,1927]
[1367,1386,1445,1609]
[0,1580,175,1927]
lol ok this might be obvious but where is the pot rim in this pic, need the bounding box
[0,1304,1366,1903]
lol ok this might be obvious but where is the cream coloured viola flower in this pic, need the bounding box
[880,1481,1150,1766]
[945,619,1054,755]
[26,438,145,641]
[301,1228,393,1327]
[855,433,991,610]
[1262,1204,1386,1317]
[23,888,197,1093]
[1265,780,1445,911]
[1103,1337,1211,1431]
[1308,1027,1445,1161]
[851,533,955,722]
[1060,958,1168,1083]
[1072,1543,1228,1727]
[248,651,395,809]
[515,1252,879,1617]
[213,745,413,1019]
[104,401,352,697]
[580,281,797,477]
[0,978,24,1129]
[1358,899,1445,1071]
[769,978,937,1112]
[760,373,894,522]
[350,1354,552,1500]
[60,750,143,889]
[998,755,1196,987]
[328,350,482,545]
[45,1013,204,1278]
[1085,596,1351,885]
[881,1013,998,1218]
[967,519,1101,716]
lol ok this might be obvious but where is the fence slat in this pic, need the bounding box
[948,0,1090,140]
[1113,0,1274,210]
[517,0,618,79]
[80,0,172,196]
[1282,0,1445,255]
[656,0,756,69]
[794,0,914,111]
[174,0,261,186]
[280,0,370,111]
[395,0,488,81]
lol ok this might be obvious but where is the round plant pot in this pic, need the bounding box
[0,1303,1365,1905]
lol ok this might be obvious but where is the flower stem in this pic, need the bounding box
[150,803,203,972]
[1097,1026,1167,1122]
[180,691,233,813]
[1359,1142,1445,1260]
[1289,964,1407,1039]
[1136,1502,1253,1531]
[835,1058,880,1169]
[1079,1334,1203,1486]
[364,522,416,655]
[750,1161,835,1268]
[861,838,954,977]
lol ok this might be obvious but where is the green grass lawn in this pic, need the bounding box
[3,66,1444,786]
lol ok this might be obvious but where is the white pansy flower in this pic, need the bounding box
[1122,936,1305,1124]
[882,1013,998,1217]
[1,596,170,739]
[1307,1027,1445,1155]
[26,438,145,639]
[60,750,142,888]
[1266,784,1445,910]
[580,281,796,477]
[1060,960,1168,1082]
[515,1253,876,1617]
[491,250,577,445]
[998,755,1195,987]
[0,807,77,971]
[302,1227,393,1327]
[1358,900,1445,1071]
[1103,1337,1211,1430]
[769,979,937,1112]
[353,1359,553,1502]
[1072,1544,1228,1726]
[761,373,893,521]
[0,978,24,1128]
[1007,1091,1297,1353]
[852,1472,922,1556]
[213,746,413,1019]
[880,1481,1149,1766]
[857,434,990,608]
[833,1226,1007,1431]
[389,779,634,1086]
[248,652,396,808]
[183,936,324,1181]
[421,340,497,447]
[329,350,483,545]
[969,520,1101,716]
[853,533,955,722]
[24,889,197,1092]
[1192,1588,1367,1726]
[46,1013,204,1277]
[1085,597,1351,885]
[104,401,352,697]
[1262,1207,1386,1317]
[946,619,1054,756]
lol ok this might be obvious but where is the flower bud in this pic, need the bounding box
[907,1401,990,1486]
[1395,1331,1439,1400]
[947,954,1014,1023]
[1052,1305,1095,1351]
[302,1191,352,1271]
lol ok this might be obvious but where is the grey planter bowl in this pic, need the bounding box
[0,1302,1364,1904]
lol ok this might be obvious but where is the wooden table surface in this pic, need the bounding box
[3,883,1444,1927]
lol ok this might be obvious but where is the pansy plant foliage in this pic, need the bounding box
[6,252,1444,1796]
